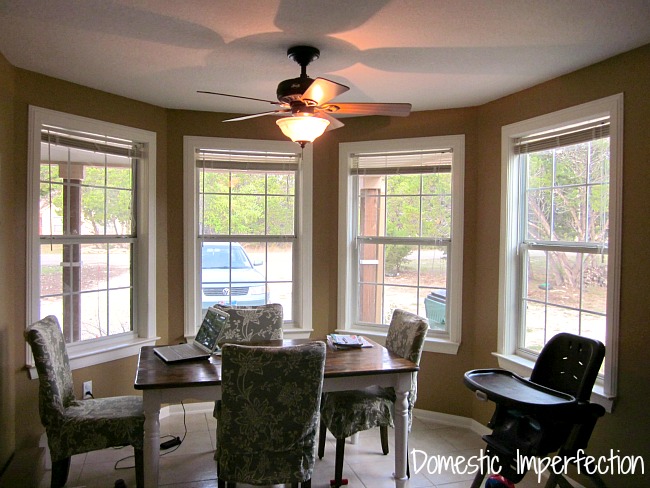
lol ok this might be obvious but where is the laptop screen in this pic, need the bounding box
[194,307,228,351]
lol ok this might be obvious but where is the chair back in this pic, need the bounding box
[530,332,605,402]
[214,303,283,342]
[530,332,605,401]
[217,341,326,485]
[386,308,429,364]
[25,316,75,426]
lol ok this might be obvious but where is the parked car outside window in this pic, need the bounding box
[201,243,269,311]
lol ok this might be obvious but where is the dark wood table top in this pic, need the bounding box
[134,338,418,390]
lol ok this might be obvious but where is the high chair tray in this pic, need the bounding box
[464,368,576,410]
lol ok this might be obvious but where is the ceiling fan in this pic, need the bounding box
[198,45,412,146]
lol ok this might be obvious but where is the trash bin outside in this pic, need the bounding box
[424,289,446,330]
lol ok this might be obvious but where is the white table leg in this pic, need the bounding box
[393,372,410,486]
[143,390,161,488]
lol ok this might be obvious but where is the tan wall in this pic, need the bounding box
[0,51,17,473]
[471,45,650,486]
[1,44,649,486]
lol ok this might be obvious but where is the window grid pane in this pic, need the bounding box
[521,245,608,353]
[357,240,449,331]
[524,139,609,246]
[520,134,610,354]
[355,153,452,332]
[196,157,298,320]
[40,242,134,343]
[39,129,137,344]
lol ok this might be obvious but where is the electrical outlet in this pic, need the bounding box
[83,380,93,399]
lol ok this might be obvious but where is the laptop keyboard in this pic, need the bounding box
[169,344,203,359]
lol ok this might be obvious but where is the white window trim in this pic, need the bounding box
[26,106,158,371]
[183,136,313,338]
[498,94,623,412]
[338,135,465,354]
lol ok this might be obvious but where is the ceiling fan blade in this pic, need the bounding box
[321,102,412,117]
[198,90,283,106]
[301,78,349,106]
[223,110,288,122]
[316,112,345,131]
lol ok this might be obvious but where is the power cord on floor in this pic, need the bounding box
[114,401,188,471]
[160,401,188,455]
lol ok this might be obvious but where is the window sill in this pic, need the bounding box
[284,327,313,339]
[27,336,159,378]
[492,353,615,413]
[339,328,460,355]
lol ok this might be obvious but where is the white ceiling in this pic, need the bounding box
[1,0,650,116]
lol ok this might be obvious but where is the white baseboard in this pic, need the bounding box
[164,400,215,416]
[412,407,492,436]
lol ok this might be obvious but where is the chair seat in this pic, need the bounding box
[49,395,144,461]
[320,386,396,439]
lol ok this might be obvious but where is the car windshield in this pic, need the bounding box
[202,246,252,269]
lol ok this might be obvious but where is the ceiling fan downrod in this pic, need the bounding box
[287,45,320,78]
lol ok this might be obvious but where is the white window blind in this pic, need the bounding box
[196,148,300,171]
[351,149,452,175]
[42,124,144,159]
[514,118,609,154]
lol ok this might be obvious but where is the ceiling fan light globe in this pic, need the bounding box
[276,117,330,146]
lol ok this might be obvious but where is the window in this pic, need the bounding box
[27,107,157,369]
[338,136,464,354]
[499,95,622,407]
[183,137,312,337]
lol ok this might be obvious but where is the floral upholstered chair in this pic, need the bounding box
[25,315,145,488]
[212,303,284,460]
[213,303,283,342]
[215,342,326,488]
[318,309,428,487]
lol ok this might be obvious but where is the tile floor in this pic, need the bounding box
[39,409,564,488]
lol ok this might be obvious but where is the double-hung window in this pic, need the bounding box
[183,137,312,337]
[27,107,157,369]
[338,136,464,354]
[498,95,623,408]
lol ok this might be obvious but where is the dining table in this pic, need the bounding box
[134,337,419,487]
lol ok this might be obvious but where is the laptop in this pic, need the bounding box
[154,307,229,363]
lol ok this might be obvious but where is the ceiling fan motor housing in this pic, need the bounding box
[276,76,315,104]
